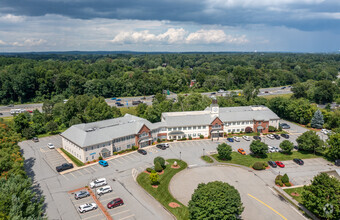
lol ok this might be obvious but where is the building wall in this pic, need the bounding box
[224,120,254,133]
[166,125,209,139]
[253,120,269,133]
[209,117,224,136]
[83,141,112,162]
[62,137,86,162]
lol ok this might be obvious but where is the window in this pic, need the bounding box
[188,127,192,130]
[85,147,87,151]
[228,129,231,133]
[203,126,206,129]
[237,122,240,125]
[198,126,201,129]
[168,128,172,131]
[178,127,182,130]
[232,129,235,132]
[183,127,187,130]
[173,127,177,131]
[233,122,236,125]
[241,122,244,125]
[193,133,196,137]
[86,157,88,161]
[237,129,240,132]
[193,126,196,130]
[91,146,93,150]
[92,155,94,159]
[241,128,244,131]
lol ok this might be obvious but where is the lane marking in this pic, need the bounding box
[82,213,104,220]
[83,168,92,174]
[119,214,135,220]
[89,166,97,171]
[61,174,69,181]
[119,157,128,162]
[115,159,123,164]
[129,154,139,159]
[125,155,134,161]
[100,196,116,203]
[248,194,287,220]
[69,172,76,178]
[112,209,130,216]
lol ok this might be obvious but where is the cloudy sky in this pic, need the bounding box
[0,0,339,52]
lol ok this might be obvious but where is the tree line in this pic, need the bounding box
[0,53,339,104]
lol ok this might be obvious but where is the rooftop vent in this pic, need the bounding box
[85,128,95,132]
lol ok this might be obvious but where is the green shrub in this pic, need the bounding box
[263,161,268,167]
[154,161,163,172]
[154,156,165,168]
[285,182,292,187]
[132,145,138,150]
[181,137,187,140]
[275,179,283,186]
[252,162,265,170]
[199,135,204,139]
[146,168,153,173]
[268,126,277,132]
[157,138,161,143]
[282,174,289,184]
[189,136,192,140]
[98,156,103,160]
[275,175,283,181]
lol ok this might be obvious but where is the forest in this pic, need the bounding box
[0,53,339,104]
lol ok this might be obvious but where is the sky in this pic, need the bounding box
[0,0,339,52]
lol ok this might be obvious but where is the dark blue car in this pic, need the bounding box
[111,97,117,100]
[227,138,234,142]
[99,160,108,167]
[116,98,122,101]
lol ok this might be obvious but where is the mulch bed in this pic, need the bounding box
[171,165,181,169]
[152,185,159,188]
[291,192,300,196]
[158,170,165,175]
[169,202,181,208]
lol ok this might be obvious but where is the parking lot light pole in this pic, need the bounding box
[203,148,205,157]
[180,151,182,161]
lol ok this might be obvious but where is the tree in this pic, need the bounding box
[311,109,324,129]
[297,131,323,153]
[250,140,268,155]
[280,140,294,154]
[292,82,308,99]
[84,97,116,122]
[154,161,163,172]
[302,173,340,220]
[314,80,338,104]
[188,181,244,219]
[243,81,259,101]
[13,113,30,133]
[149,171,159,185]
[245,127,252,133]
[217,143,232,160]
[154,157,165,168]
[45,121,58,133]
[326,133,340,161]
[136,103,148,117]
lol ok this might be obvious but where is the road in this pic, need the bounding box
[0,86,292,117]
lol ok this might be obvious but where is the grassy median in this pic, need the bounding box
[283,186,305,203]
[212,151,320,167]
[60,148,84,166]
[137,159,189,220]
[201,155,214,163]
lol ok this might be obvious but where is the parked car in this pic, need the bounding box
[56,163,73,172]
[275,161,285,168]
[281,133,289,139]
[268,161,277,168]
[268,146,275,153]
[78,203,97,213]
[0,113,2,115]
[233,136,240,142]
[111,97,117,100]
[140,97,146,100]
[227,137,234,142]
[238,148,246,155]
[294,145,299,150]
[74,191,90,200]
[321,129,330,135]
[116,102,124,106]
[242,136,250,141]
[264,91,269,93]
[293,158,304,165]
[116,98,122,101]
[107,198,124,209]
[267,134,274,139]
[97,185,112,195]
[32,137,39,142]
[26,110,33,113]
[137,149,147,155]
[280,123,290,129]
[273,134,280,140]
[211,92,216,95]
[99,160,108,167]
[274,146,281,152]
[281,86,286,89]
[253,136,261,141]
[162,143,170,148]
[156,144,167,150]
[90,178,107,188]
[47,143,55,149]
[132,100,143,105]
[7,104,14,107]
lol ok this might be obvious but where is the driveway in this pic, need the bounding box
[169,166,306,220]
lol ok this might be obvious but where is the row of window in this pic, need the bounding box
[225,121,253,126]
[114,135,135,143]
[227,128,245,133]
[85,143,109,151]
[170,133,202,138]
[168,125,207,131]
[64,146,82,160]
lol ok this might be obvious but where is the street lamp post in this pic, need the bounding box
[203,148,205,157]
[180,151,182,161]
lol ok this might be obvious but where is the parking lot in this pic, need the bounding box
[69,190,105,220]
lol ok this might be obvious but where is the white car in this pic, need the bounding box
[96,185,112,195]
[267,134,274,139]
[47,143,55,149]
[274,146,281,152]
[233,137,240,142]
[90,178,107,188]
[321,129,330,135]
[242,136,250,141]
[268,146,275,153]
[78,203,97,213]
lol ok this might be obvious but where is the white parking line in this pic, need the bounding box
[115,158,123,164]
[69,172,76,178]
[129,154,139,159]
[61,174,69,181]
[82,213,104,220]
[100,196,116,203]
[112,210,130,216]
[89,166,97,171]
[119,157,128,162]
[75,170,84,176]
[83,168,92,174]
[119,214,135,220]
[124,155,134,161]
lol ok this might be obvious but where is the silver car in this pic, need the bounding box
[78,203,97,213]
[74,191,90,200]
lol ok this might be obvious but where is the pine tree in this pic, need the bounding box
[311,110,324,129]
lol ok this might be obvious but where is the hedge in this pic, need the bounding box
[60,148,84,167]
[252,161,266,170]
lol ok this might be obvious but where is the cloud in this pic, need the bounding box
[112,28,248,45]
[0,0,339,32]
[6,39,47,47]
[0,14,25,23]
[0,40,6,45]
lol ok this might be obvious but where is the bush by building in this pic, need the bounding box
[252,162,266,170]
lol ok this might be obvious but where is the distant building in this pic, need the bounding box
[162,63,167,67]
[61,103,280,162]
[190,79,196,87]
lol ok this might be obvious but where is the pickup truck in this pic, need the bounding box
[132,100,143,105]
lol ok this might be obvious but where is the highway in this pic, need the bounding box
[0,86,292,117]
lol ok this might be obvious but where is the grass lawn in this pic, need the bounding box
[120,106,137,116]
[60,148,84,166]
[137,159,189,220]
[262,93,293,100]
[212,151,320,167]
[283,186,305,203]
[0,116,13,123]
[201,155,214,163]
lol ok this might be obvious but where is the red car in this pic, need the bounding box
[275,161,285,168]
[107,198,124,209]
